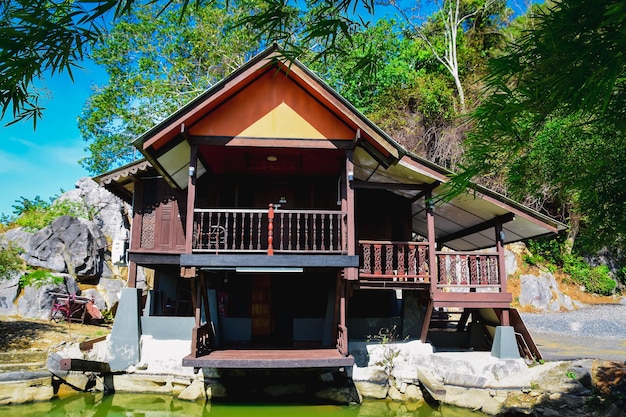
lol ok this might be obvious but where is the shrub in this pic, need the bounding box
[564,256,616,295]
[0,242,24,279]
[15,198,92,232]
[19,270,64,288]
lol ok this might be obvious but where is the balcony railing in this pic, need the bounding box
[193,207,348,254]
[358,241,503,291]
[359,240,430,281]
[435,251,501,292]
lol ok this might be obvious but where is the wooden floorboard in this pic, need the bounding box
[182,348,354,369]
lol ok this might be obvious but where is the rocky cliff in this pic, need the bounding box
[0,177,132,318]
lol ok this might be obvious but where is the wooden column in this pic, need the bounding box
[268,203,274,255]
[426,192,438,292]
[495,221,507,293]
[127,260,138,288]
[495,222,510,326]
[342,150,357,280]
[184,143,198,254]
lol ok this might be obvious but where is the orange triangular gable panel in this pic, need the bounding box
[188,69,355,140]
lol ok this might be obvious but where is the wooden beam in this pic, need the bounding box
[60,358,111,373]
[180,254,360,268]
[188,135,354,149]
[128,253,181,265]
[438,213,515,245]
[409,181,440,203]
[351,180,433,191]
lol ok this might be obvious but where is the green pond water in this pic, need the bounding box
[1,393,491,417]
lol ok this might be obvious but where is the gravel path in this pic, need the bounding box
[519,304,626,361]
[519,304,626,340]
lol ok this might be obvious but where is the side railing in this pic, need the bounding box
[435,251,501,292]
[190,322,214,358]
[193,207,347,254]
[336,324,349,356]
[358,241,504,292]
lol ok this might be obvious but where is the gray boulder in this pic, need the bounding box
[22,216,107,281]
[16,274,79,320]
[0,273,21,316]
[519,272,575,311]
[59,177,130,239]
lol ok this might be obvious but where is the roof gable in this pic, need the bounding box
[188,68,355,141]
[134,46,402,163]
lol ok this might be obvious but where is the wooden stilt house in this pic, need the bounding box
[97,46,564,371]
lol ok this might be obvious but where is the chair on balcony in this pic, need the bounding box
[205,225,226,251]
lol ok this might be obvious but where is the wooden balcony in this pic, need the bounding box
[192,206,348,254]
[358,241,506,296]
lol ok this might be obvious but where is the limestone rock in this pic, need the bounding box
[59,177,130,239]
[23,216,107,281]
[178,379,207,402]
[405,384,424,401]
[353,380,388,399]
[0,273,20,316]
[314,386,360,404]
[16,275,78,320]
[0,373,55,405]
[519,272,575,311]
[387,385,405,401]
[96,277,125,310]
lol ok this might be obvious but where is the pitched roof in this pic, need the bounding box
[116,45,565,250]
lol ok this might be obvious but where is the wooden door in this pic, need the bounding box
[251,275,272,340]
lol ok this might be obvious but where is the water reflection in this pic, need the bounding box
[3,393,490,417]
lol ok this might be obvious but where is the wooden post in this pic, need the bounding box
[342,150,357,280]
[127,260,137,288]
[185,143,198,254]
[268,203,274,255]
[420,300,434,342]
[495,221,507,293]
[426,192,438,292]
[495,222,510,327]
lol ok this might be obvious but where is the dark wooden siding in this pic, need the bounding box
[131,177,186,253]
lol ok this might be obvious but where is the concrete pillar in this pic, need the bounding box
[106,287,142,371]
[491,326,520,359]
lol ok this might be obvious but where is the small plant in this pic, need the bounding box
[566,370,577,380]
[19,270,64,288]
[367,325,403,386]
[100,309,115,325]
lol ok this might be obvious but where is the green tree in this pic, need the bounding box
[449,0,626,253]
[78,0,264,174]
[385,0,510,112]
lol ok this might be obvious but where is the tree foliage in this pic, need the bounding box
[449,0,626,253]
[79,0,264,174]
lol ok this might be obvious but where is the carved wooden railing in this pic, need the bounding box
[435,251,501,292]
[358,241,504,292]
[336,323,349,356]
[359,241,430,282]
[193,207,347,254]
[191,323,214,358]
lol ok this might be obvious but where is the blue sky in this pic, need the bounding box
[0,62,108,217]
